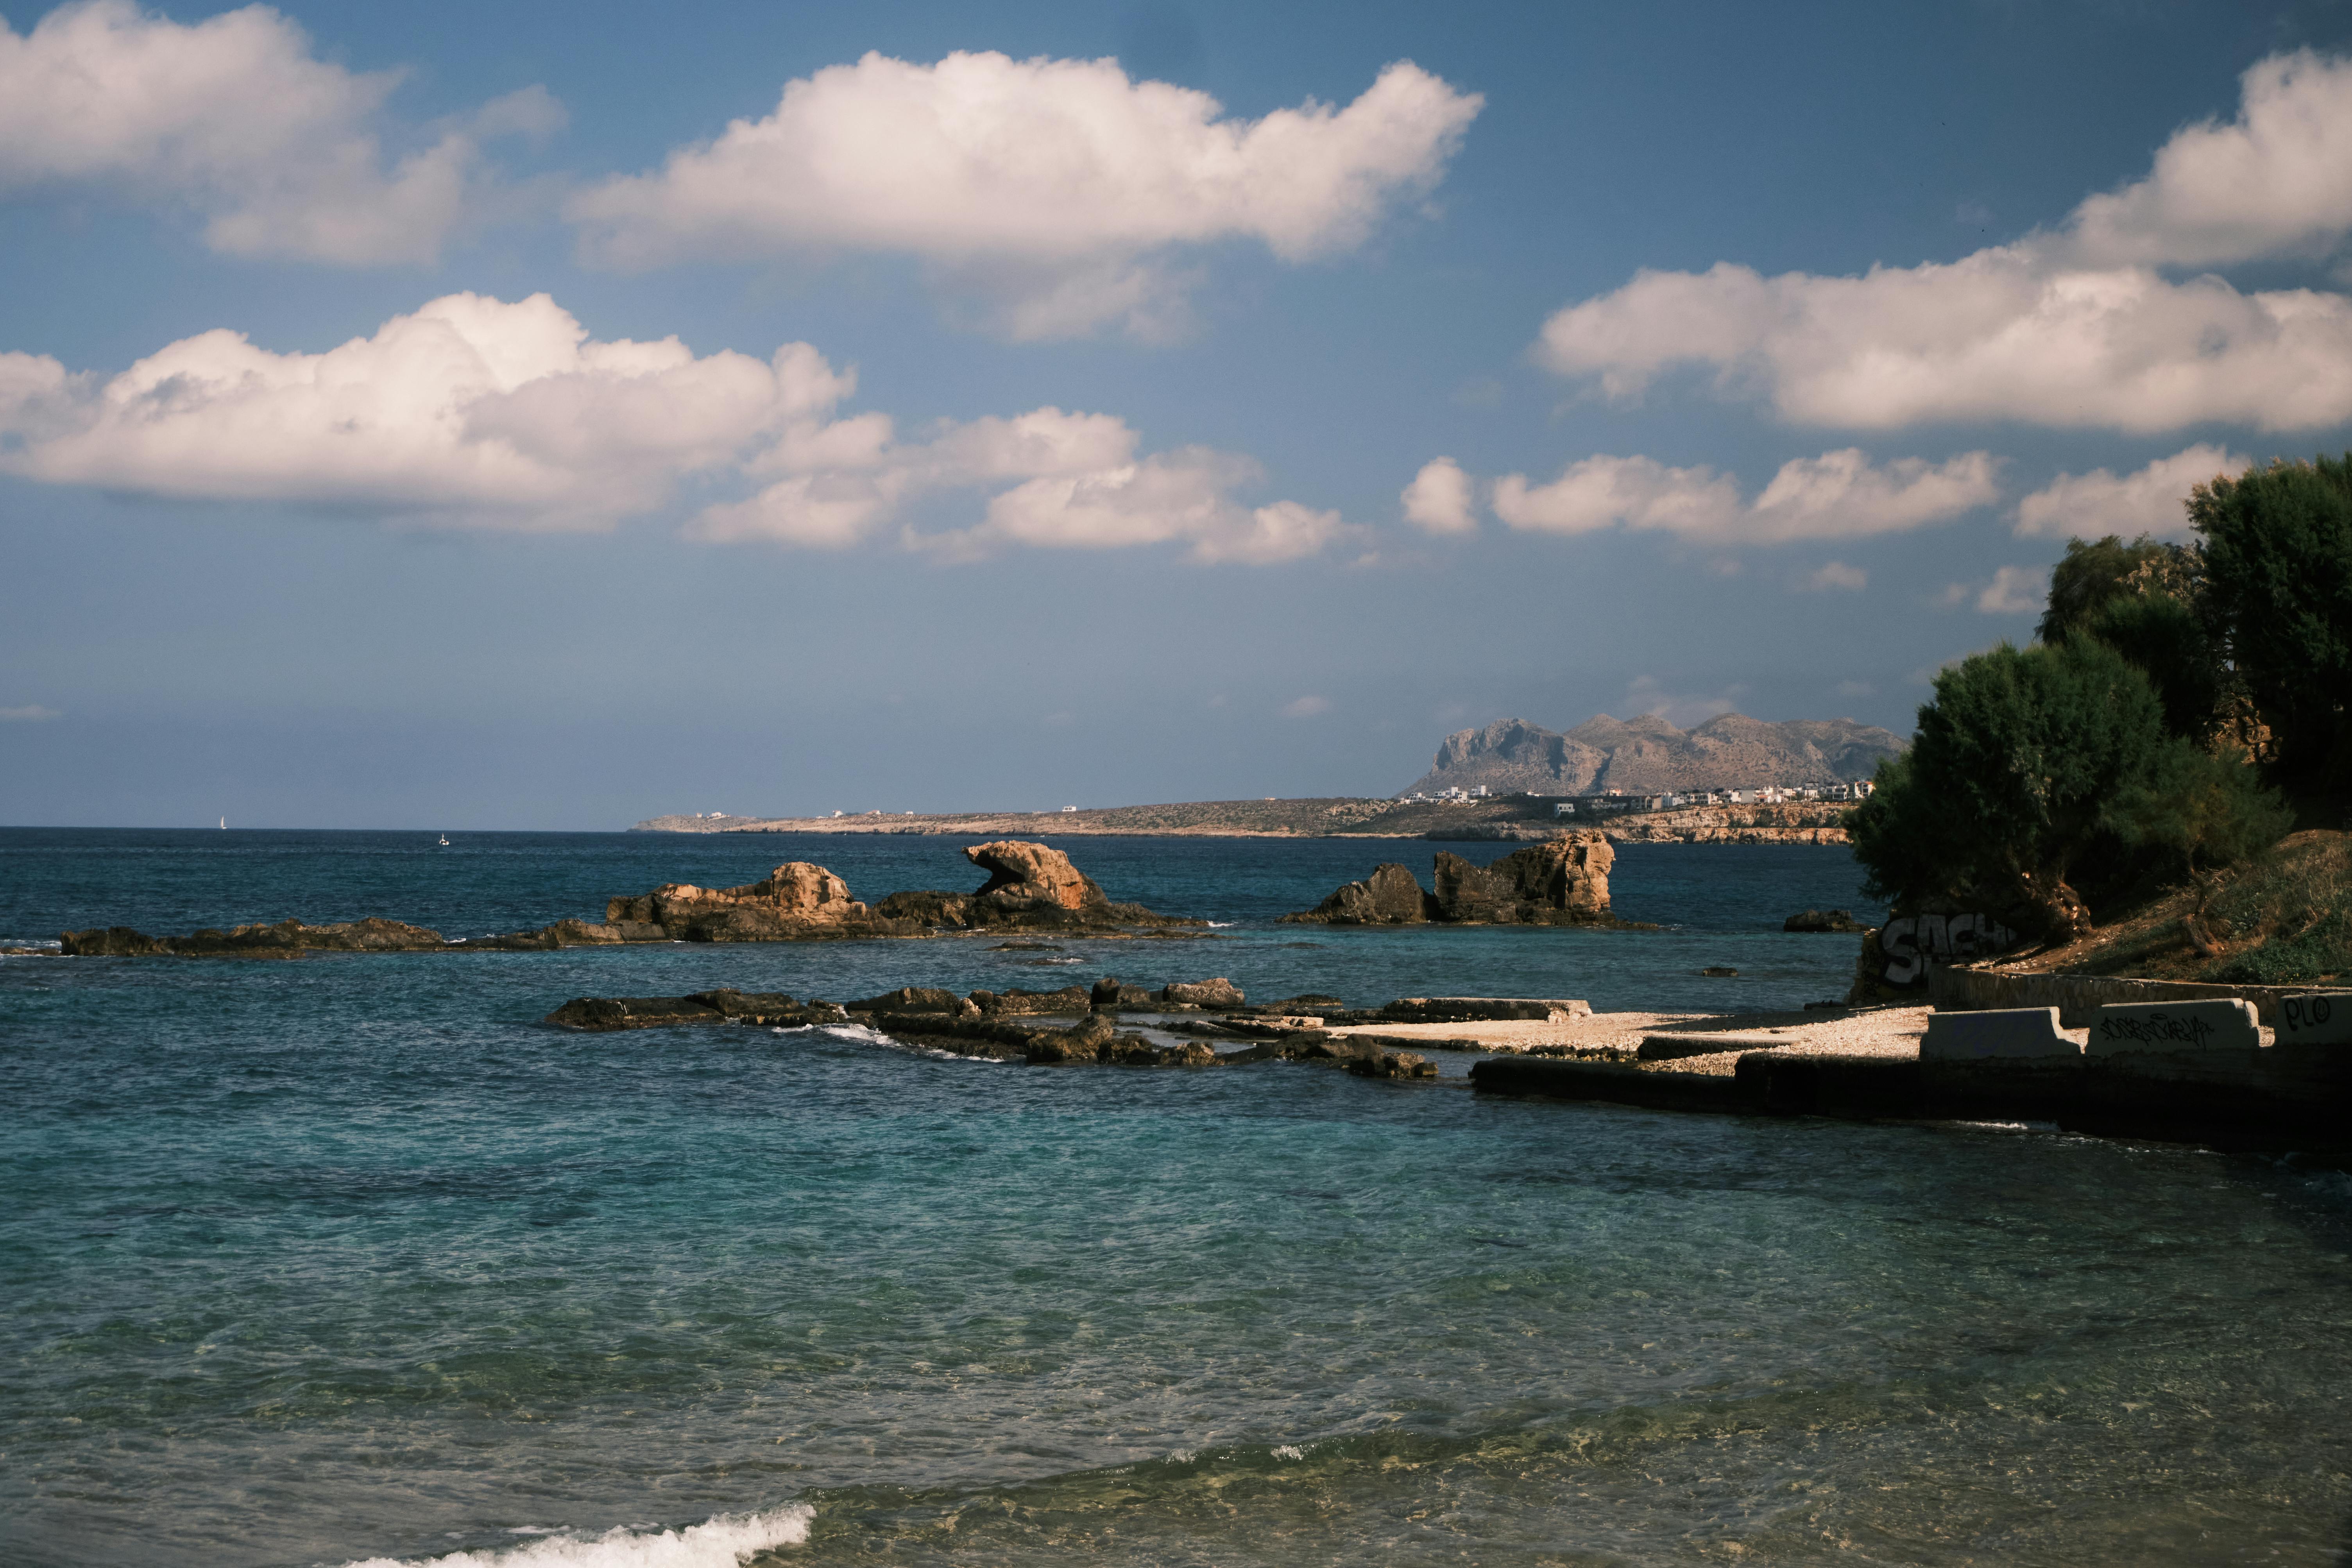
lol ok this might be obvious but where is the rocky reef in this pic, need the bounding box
[59,840,1192,957]
[540,973,1439,1078]
[58,916,629,958]
[1281,836,1630,927]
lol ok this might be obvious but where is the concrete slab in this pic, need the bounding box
[2278,992,2352,1047]
[1921,1007,2078,1060]
[2088,999,2261,1055]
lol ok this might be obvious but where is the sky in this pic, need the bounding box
[5,0,2352,828]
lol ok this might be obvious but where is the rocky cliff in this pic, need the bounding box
[1400,713,1906,798]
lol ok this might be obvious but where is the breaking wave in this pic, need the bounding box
[339,1505,812,1568]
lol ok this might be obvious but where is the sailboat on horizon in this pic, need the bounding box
[219,816,226,830]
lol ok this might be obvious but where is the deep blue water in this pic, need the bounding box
[4,830,2350,1567]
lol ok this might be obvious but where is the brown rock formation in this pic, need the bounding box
[874,840,1195,931]
[604,861,917,942]
[1280,863,1433,925]
[1284,835,1620,927]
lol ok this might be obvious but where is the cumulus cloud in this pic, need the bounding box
[1976,566,2047,615]
[2013,442,2247,540]
[569,52,1481,337]
[1802,561,1869,591]
[0,292,1346,562]
[1400,456,1476,534]
[1488,449,1998,543]
[2066,51,2352,268]
[0,293,781,527]
[1534,50,2352,432]
[0,0,558,264]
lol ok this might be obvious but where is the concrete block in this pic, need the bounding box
[2087,999,2261,1056]
[2278,992,2352,1047]
[1921,1007,2078,1060]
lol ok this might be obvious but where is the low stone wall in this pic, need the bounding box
[1925,965,2348,1027]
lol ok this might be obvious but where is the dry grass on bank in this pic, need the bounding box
[1987,829,2350,986]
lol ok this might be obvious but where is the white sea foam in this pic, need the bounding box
[339,1505,812,1568]
[1273,1444,1306,1461]
[773,1020,1007,1063]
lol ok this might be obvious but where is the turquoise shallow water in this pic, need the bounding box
[4,830,2350,1566]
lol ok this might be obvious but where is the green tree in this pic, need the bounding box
[2103,741,2291,876]
[2081,589,2221,744]
[2037,534,2185,646]
[2192,456,2352,788]
[1848,639,2171,937]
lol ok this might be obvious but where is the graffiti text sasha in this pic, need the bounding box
[1880,914,2017,985]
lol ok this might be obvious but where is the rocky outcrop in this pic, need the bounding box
[872,840,1195,931]
[1284,836,1622,927]
[1785,909,1866,933]
[605,861,921,942]
[1282,863,1433,925]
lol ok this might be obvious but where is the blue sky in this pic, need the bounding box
[5,0,2350,827]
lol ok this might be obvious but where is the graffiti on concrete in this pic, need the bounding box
[1881,913,2017,985]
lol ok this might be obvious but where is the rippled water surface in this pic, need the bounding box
[4,829,2349,1566]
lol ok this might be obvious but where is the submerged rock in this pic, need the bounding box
[1784,908,1866,933]
[544,990,847,1030]
[57,916,630,958]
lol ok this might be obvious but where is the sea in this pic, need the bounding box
[3,828,2349,1567]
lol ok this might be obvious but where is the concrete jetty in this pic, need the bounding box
[1469,994,2352,1151]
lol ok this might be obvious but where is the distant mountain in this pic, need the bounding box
[1398,713,1908,798]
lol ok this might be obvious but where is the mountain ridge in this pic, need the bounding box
[1400,713,1908,797]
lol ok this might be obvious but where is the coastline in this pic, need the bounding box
[630,797,1854,846]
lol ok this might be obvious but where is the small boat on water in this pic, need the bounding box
[437,834,451,847]
[219,817,226,830]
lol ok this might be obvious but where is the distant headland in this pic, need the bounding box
[632,712,1887,843]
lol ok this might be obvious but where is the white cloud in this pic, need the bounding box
[1976,566,2046,615]
[1533,50,2352,433]
[1401,456,1476,534]
[0,704,62,721]
[2067,51,2352,268]
[2013,442,2247,540]
[0,1,558,264]
[1802,560,1869,591]
[0,292,1346,562]
[920,451,1350,564]
[1281,695,1332,718]
[569,52,1480,338]
[1489,449,1997,542]
[0,293,782,527]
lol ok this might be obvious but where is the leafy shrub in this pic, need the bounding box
[1849,639,2171,933]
